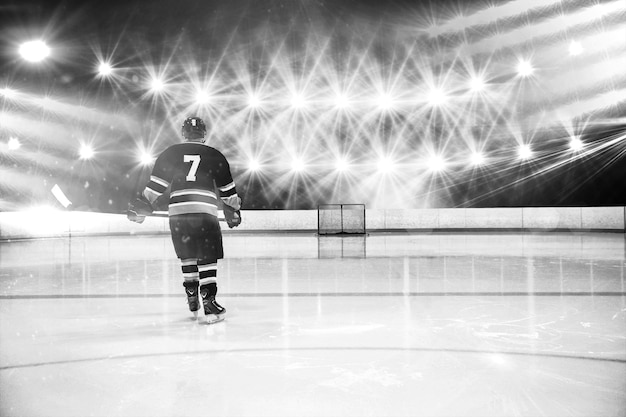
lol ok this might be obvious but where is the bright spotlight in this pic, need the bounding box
[333,93,350,109]
[0,88,17,99]
[568,40,583,56]
[8,137,21,150]
[470,151,485,166]
[290,93,306,109]
[291,157,305,172]
[19,40,50,62]
[569,137,584,151]
[248,158,261,171]
[335,157,349,172]
[150,77,165,92]
[247,93,261,108]
[79,144,94,160]
[516,60,534,77]
[377,156,395,173]
[469,77,485,92]
[139,151,154,165]
[427,88,447,106]
[196,91,211,104]
[376,93,395,110]
[427,155,446,172]
[518,144,533,160]
[97,62,113,76]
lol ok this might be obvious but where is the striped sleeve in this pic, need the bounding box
[216,154,240,210]
[142,151,172,205]
[143,175,170,204]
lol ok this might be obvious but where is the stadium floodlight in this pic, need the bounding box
[427,155,446,172]
[0,88,17,98]
[334,157,349,172]
[248,158,261,171]
[469,76,485,92]
[568,40,583,56]
[79,144,94,160]
[291,157,305,172]
[139,150,154,165]
[333,93,350,109]
[427,88,447,106]
[150,77,165,92]
[377,156,395,173]
[470,151,485,166]
[516,60,534,77]
[290,93,306,109]
[247,93,261,108]
[19,40,50,62]
[569,137,584,151]
[8,137,21,150]
[97,62,113,76]
[376,93,395,110]
[518,144,533,160]
[195,91,211,105]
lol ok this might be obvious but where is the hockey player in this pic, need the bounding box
[127,116,241,324]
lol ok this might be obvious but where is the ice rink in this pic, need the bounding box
[1,232,625,417]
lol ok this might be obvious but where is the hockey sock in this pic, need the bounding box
[181,259,199,312]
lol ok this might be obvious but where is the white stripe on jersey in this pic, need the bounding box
[169,201,218,216]
[171,189,217,199]
[218,182,236,192]
[150,175,170,188]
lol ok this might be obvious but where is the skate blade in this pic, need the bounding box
[202,313,225,325]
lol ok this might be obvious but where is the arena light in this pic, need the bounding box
[7,137,21,150]
[0,88,17,99]
[333,93,350,109]
[79,144,94,160]
[568,40,583,56]
[150,77,165,92]
[19,40,50,62]
[470,151,485,166]
[247,93,261,108]
[516,60,534,77]
[376,93,395,110]
[569,137,584,151]
[291,157,306,172]
[290,93,307,109]
[137,149,154,165]
[334,157,350,172]
[427,155,446,172]
[97,62,113,76]
[377,156,396,174]
[195,91,211,105]
[427,88,447,106]
[248,158,261,171]
[469,76,485,93]
[518,144,533,160]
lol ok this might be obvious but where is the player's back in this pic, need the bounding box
[155,142,232,217]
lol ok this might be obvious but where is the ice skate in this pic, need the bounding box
[184,282,201,320]
[201,294,226,325]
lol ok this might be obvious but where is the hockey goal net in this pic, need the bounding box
[317,204,366,235]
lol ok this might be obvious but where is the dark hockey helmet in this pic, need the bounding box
[182,116,207,140]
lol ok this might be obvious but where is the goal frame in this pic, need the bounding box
[317,203,366,235]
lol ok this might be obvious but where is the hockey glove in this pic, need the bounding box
[223,204,241,229]
[127,194,154,224]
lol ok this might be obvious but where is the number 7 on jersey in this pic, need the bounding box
[184,155,201,181]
